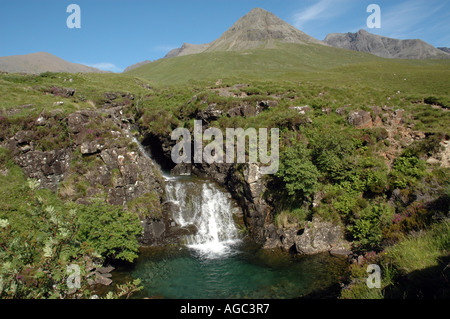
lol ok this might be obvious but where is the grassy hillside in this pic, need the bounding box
[127,43,382,83]
[0,72,155,119]
[127,42,450,89]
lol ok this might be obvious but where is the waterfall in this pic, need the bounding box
[133,137,241,258]
[165,179,241,257]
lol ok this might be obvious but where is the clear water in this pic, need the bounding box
[111,242,347,299]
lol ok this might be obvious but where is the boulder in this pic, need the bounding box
[368,105,382,115]
[280,228,299,252]
[67,110,99,134]
[256,100,278,113]
[80,141,104,155]
[294,217,350,255]
[390,109,405,126]
[198,103,223,122]
[243,163,265,202]
[347,110,373,128]
[45,86,75,98]
[228,103,256,117]
[90,273,113,286]
[140,220,167,245]
[13,130,34,144]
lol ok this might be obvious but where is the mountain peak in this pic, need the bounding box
[205,8,324,51]
[247,7,270,15]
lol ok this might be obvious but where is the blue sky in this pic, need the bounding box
[0,0,449,72]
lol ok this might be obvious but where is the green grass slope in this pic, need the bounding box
[127,43,383,84]
[0,72,155,119]
[126,42,450,89]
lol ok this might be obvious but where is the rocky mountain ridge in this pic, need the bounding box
[324,29,450,59]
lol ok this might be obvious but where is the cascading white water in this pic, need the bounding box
[133,137,241,258]
[165,178,241,257]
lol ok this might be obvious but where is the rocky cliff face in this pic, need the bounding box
[324,29,450,59]
[5,102,172,245]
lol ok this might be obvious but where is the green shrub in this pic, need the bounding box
[275,142,320,203]
[0,176,143,298]
[347,202,394,251]
[75,202,142,262]
[389,151,427,189]
[308,130,357,183]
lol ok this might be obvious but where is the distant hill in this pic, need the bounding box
[164,43,210,59]
[125,8,450,84]
[124,8,326,71]
[0,52,106,74]
[124,44,210,72]
[324,29,450,59]
[123,60,153,73]
[125,7,379,84]
[438,47,450,54]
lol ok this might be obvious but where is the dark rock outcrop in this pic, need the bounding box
[294,217,350,255]
[44,86,76,98]
[10,146,72,191]
[347,110,373,128]
[263,217,351,255]
[6,108,169,246]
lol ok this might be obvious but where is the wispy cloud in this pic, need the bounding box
[80,62,122,73]
[291,0,347,29]
[376,0,446,39]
